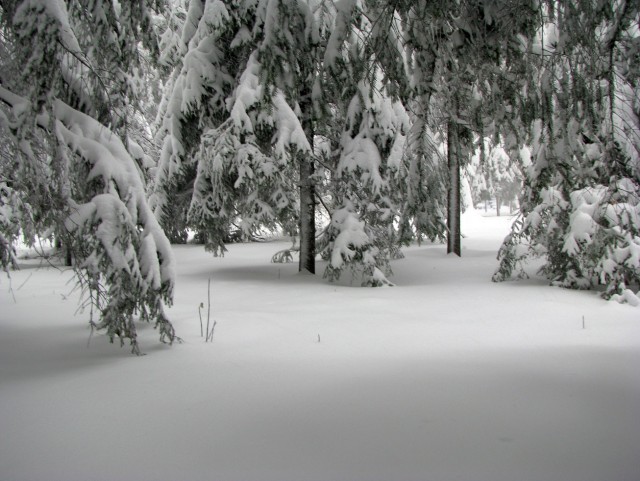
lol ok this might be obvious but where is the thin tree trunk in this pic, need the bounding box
[496,196,501,217]
[447,120,461,256]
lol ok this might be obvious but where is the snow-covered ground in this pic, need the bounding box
[1,212,639,481]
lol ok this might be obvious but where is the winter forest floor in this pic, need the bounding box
[1,211,639,481]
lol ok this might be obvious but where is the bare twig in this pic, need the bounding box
[208,319,217,341]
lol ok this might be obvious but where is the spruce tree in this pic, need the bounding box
[493,0,640,304]
[372,0,536,255]
[311,0,410,285]
[0,0,176,352]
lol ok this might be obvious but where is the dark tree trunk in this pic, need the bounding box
[496,196,501,217]
[447,120,461,257]
[55,236,73,266]
[298,87,315,274]
[298,153,315,274]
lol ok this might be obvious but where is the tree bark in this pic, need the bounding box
[55,236,73,266]
[447,120,461,256]
[298,153,315,274]
[65,246,73,267]
[298,87,315,274]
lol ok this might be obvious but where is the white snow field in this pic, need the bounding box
[1,212,639,481]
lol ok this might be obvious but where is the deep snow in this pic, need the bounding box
[1,212,639,481]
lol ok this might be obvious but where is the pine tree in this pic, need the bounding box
[493,0,640,304]
[0,0,177,352]
[307,0,409,285]
[377,1,536,256]
[151,0,253,249]
[320,69,410,285]
[154,0,322,261]
[156,0,409,285]
[253,0,322,274]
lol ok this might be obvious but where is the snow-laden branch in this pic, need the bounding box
[54,99,175,291]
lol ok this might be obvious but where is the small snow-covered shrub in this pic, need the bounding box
[322,204,395,286]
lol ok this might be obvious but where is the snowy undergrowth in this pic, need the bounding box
[1,212,639,481]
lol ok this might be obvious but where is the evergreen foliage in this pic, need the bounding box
[0,0,177,352]
[154,0,411,285]
[493,0,640,304]
[318,1,409,285]
[2,0,639,357]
